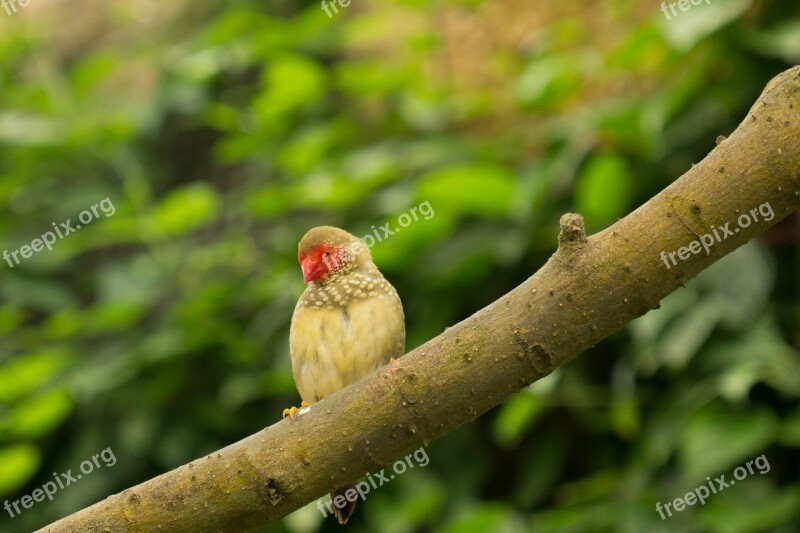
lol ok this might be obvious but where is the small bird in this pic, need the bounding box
[285,226,405,524]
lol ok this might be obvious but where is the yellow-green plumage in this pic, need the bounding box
[289,226,405,524]
[290,227,404,403]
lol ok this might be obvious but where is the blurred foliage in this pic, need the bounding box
[0,0,799,532]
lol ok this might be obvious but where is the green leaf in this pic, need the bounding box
[417,163,517,218]
[443,504,520,533]
[658,297,721,369]
[0,350,74,403]
[680,400,778,482]
[335,59,407,97]
[70,51,118,101]
[146,183,220,236]
[245,185,293,218]
[513,433,568,507]
[611,392,640,439]
[84,302,147,335]
[493,392,546,448]
[277,122,345,175]
[0,112,60,146]
[515,55,585,110]
[658,0,752,51]
[0,444,41,497]
[700,318,800,399]
[778,409,800,447]
[575,153,634,231]
[253,54,327,124]
[746,21,800,65]
[11,388,73,438]
[0,305,24,335]
[700,479,800,533]
[293,172,375,210]
[696,241,775,329]
[532,501,619,532]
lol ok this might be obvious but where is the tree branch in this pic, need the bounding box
[39,66,800,533]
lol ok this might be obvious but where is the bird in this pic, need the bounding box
[285,226,405,524]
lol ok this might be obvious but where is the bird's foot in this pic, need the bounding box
[389,357,396,363]
[283,401,309,420]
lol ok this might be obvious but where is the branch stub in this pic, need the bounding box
[558,213,587,248]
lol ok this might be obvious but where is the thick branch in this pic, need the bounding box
[39,66,800,532]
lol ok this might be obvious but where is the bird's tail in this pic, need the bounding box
[330,483,358,525]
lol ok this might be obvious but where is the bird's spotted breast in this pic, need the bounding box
[299,271,393,309]
[290,272,405,404]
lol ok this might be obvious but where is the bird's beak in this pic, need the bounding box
[301,258,325,283]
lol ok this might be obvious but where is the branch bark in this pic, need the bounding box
[39,66,800,532]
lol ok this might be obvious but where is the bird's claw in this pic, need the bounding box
[282,401,309,420]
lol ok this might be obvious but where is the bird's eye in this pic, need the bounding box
[323,251,330,257]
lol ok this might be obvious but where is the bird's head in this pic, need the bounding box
[297,226,370,284]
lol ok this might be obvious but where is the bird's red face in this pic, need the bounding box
[298,243,347,283]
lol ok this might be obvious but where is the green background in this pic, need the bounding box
[0,0,798,531]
